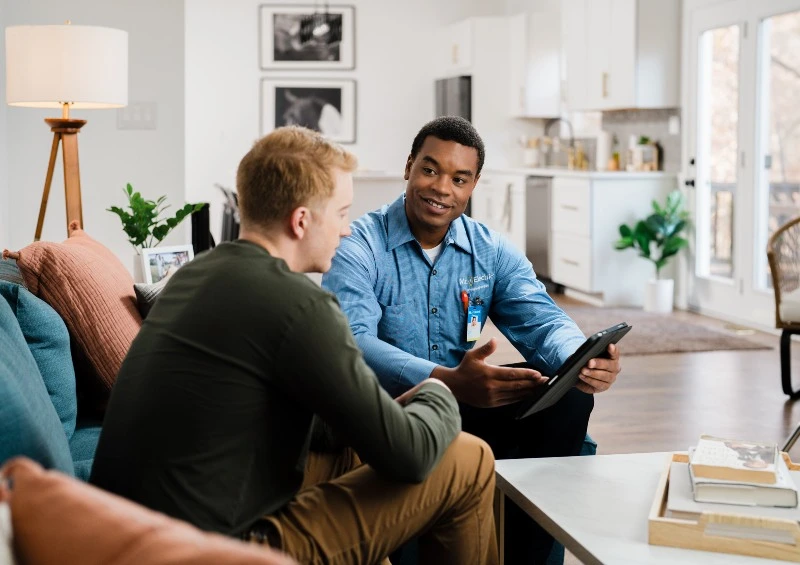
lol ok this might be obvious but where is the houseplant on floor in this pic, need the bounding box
[108,184,204,282]
[614,190,690,313]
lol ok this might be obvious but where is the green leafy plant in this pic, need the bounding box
[108,183,205,252]
[614,190,690,279]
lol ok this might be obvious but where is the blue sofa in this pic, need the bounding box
[0,259,101,481]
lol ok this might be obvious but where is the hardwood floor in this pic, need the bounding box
[480,294,800,458]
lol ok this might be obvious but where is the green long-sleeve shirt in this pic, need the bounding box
[90,240,460,535]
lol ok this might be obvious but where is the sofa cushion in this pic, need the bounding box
[0,258,25,288]
[11,224,142,394]
[0,299,74,475]
[69,422,102,482]
[3,457,297,565]
[133,272,171,319]
[0,282,77,440]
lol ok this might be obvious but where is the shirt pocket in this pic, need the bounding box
[378,301,421,354]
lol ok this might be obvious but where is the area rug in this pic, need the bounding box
[560,306,772,356]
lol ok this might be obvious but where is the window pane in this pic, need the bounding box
[760,11,800,289]
[698,25,739,279]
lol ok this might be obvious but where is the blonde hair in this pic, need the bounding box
[236,126,357,229]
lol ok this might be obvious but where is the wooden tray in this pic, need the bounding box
[649,452,800,562]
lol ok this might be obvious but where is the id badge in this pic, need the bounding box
[466,304,482,342]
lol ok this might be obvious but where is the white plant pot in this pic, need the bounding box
[133,253,145,283]
[644,278,674,313]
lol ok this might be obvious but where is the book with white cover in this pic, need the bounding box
[689,435,778,485]
[667,461,800,520]
[686,448,798,508]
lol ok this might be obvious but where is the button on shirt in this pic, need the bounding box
[322,194,586,397]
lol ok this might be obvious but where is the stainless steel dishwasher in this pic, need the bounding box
[525,176,552,281]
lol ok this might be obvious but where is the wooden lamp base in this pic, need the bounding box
[34,117,87,241]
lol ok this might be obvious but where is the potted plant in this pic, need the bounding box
[108,183,205,282]
[614,190,690,313]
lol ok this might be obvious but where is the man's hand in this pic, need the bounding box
[431,338,548,408]
[575,343,621,394]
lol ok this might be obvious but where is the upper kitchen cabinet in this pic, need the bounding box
[441,18,474,75]
[562,0,679,110]
[508,12,562,118]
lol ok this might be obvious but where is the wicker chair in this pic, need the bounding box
[767,216,800,399]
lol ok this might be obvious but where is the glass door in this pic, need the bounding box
[687,0,749,320]
[755,6,800,293]
[687,0,800,327]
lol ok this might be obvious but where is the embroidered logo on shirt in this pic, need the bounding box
[458,273,495,287]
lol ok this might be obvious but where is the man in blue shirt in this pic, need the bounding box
[322,117,621,563]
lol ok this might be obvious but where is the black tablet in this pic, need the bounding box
[515,322,632,419]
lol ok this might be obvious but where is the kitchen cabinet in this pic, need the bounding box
[549,174,675,306]
[441,18,473,75]
[470,173,526,254]
[508,12,562,118]
[562,0,679,110]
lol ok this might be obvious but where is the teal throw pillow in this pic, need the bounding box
[0,296,74,474]
[0,281,77,440]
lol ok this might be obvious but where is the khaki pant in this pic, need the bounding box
[251,432,498,565]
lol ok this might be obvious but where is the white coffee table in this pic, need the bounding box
[495,452,788,564]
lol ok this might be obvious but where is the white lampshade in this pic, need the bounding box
[5,24,128,109]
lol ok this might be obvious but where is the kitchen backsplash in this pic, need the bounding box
[601,108,681,172]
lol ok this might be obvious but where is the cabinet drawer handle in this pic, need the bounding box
[602,72,609,98]
[561,258,580,267]
[560,204,579,211]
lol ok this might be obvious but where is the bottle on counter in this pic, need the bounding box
[523,137,540,167]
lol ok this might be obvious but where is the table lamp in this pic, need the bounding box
[5,23,128,241]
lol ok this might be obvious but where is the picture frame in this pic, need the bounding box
[140,245,195,285]
[259,4,355,70]
[260,78,357,143]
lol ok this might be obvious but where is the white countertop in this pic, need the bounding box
[485,166,678,180]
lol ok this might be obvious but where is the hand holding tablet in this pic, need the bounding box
[515,322,632,419]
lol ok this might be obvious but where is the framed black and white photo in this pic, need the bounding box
[140,245,195,285]
[261,78,356,143]
[259,4,355,70]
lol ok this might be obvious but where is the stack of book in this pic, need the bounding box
[666,435,800,543]
[688,434,797,508]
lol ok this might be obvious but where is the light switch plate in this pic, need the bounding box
[117,101,158,130]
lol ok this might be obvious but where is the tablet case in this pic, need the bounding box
[515,322,632,419]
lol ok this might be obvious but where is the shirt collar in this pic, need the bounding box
[386,194,473,255]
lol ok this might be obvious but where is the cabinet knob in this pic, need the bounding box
[684,179,695,187]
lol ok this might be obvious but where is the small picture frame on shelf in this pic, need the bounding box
[140,245,195,285]
[260,77,356,143]
[259,4,356,70]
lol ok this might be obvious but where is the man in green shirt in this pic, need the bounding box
[90,126,498,564]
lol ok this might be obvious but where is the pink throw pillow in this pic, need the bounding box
[2,457,296,565]
[9,223,141,392]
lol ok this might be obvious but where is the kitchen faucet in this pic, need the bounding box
[544,117,575,148]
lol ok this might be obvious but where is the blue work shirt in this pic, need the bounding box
[322,194,586,397]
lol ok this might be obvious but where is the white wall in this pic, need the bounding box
[2,0,186,272]
[185,0,505,241]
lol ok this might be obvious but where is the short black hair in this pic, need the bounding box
[409,116,485,175]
